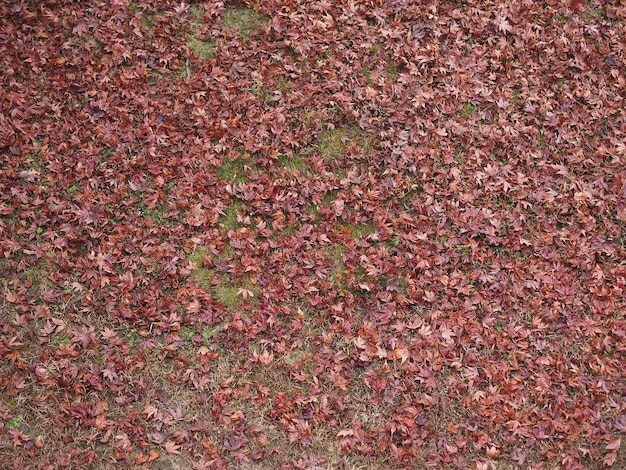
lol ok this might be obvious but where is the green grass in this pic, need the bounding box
[219,201,243,232]
[361,66,372,82]
[186,244,259,309]
[177,61,193,79]
[456,245,472,256]
[214,281,259,309]
[308,190,339,222]
[201,326,220,344]
[185,5,215,61]
[386,235,400,248]
[187,246,214,291]
[581,6,603,22]
[344,223,375,239]
[249,75,268,99]
[187,245,210,266]
[187,37,214,60]
[510,89,522,105]
[460,103,476,118]
[190,4,204,21]
[386,63,399,78]
[23,261,47,282]
[7,415,25,430]
[223,8,269,36]
[328,244,347,290]
[189,267,260,309]
[216,156,254,183]
[317,126,372,162]
[318,128,351,159]
[189,267,215,291]
[140,11,157,29]
[278,152,306,171]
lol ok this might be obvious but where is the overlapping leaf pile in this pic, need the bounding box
[1,0,625,468]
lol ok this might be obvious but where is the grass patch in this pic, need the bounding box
[21,260,53,302]
[317,126,372,162]
[140,11,157,29]
[456,244,472,257]
[187,245,210,266]
[386,63,399,78]
[223,8,269,36]
[318,128,352,160]
[510,89,522,106]
[177,61,193,79]
[214,280,259,309]
[189,266,215,291]
[187,37,214,60]
[189,269,260,310]
[215,156,255,183]
[187,246,215,291]
[460,102,476,118]
[185,5,215,62]
[219,201,243,232]
[581,6,603,22]
[7,414,25,430]
[327,244,348,291]
[186,243,259,310]
[278,152,306,171]
[249,75,268,99]
[307,191,339,222]
[344,223,375,239]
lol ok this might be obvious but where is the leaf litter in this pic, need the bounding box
[1,0,625,468]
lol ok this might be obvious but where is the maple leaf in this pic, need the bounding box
[101,327,117,340]
[75,207,99,226]
[604,452,618,467]
[164,441,181,455]
[4,336,23,349]
[237,288,255,300]
[144,404,160,420]
[439,326,456,342]
[494,13,512,34]
[18,169,40,181]
[102,369,118,381]
[72,23,87,37]
[223,434,248,451]
[71,328,92,348]
[392,346,410,363]
[148,432,166,445]
[258,349,273,365]
[353,337,367,349]
[174,2,190,14]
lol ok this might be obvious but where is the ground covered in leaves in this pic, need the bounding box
[1,0,626,468]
